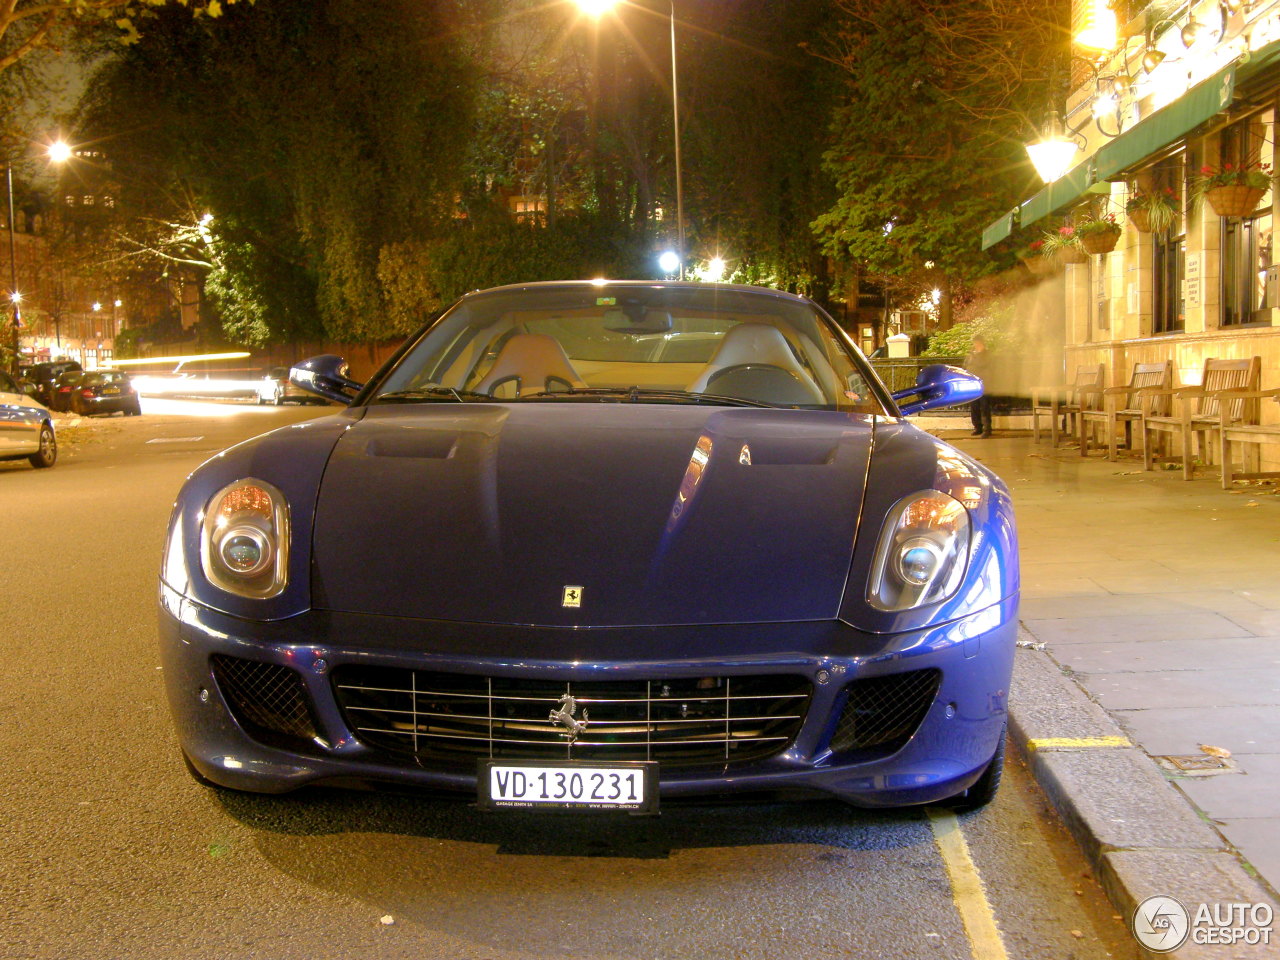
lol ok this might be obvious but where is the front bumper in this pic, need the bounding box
[158,586,1017,808]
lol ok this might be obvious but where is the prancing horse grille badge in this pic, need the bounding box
[562,585,583,608]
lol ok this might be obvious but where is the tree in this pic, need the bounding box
[812,0,1063,324]
[78,0,494,344]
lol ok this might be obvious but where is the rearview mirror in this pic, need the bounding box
[891,364,982,415]
[291,355,364,405]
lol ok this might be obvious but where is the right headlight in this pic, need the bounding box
[867,489,970,612]
[200,478,290,599]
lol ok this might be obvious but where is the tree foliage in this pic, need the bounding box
[79,0,492,344]
[0,0,251,73]
[813,0,1062,294]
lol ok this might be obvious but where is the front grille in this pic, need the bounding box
[829,669,940,757]
[332,668,811,770]
[211,655,318,748]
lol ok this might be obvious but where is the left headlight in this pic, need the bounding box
[867,489,970,612]
[200,479,290,599]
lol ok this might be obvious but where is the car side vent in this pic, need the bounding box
[829,668,941,756]
[210,655,318,748]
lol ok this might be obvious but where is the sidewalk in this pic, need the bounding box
[950,432,1280,907]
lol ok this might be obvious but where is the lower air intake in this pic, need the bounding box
[829,668,941,756]
[211,655,317,748]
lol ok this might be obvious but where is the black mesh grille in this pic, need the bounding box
[332,668,810,770]
[211,655,317,747]
[829,669,940,756]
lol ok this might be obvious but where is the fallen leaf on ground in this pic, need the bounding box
[380,915,395,926]
[1199,744,1232,759]
[1070,930,1084,939]
[1245,501,1260,507]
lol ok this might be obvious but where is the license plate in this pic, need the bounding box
[102,387,120,395]
[479,760,658,812]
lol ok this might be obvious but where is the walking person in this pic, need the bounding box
[964,335,993,437]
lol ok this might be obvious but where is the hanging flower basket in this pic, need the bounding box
[1125,184,1178,234]
[1075,214,1122,255]
[1055,245,1089,265]
[1204,184,1267,218]
[1081,231,1120,255]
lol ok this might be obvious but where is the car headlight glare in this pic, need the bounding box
[201,479,289,598]
[868,490,970,611]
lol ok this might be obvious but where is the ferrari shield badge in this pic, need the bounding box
[562,585,583,608]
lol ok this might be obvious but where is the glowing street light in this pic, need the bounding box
[701,256,726,282]
[47,140,73,164]
[658,250,681,275]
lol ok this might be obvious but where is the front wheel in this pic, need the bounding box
[29,423,57,469]
[940,721,1006,811]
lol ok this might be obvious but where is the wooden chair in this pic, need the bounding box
[1030,364,1104,446]
[1218,389,1280,488]
[1079,361,1173,460]
[1142,356,1261,479]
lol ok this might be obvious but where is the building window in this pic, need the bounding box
[1220,111,1273,325]
[1152,153,1186,334]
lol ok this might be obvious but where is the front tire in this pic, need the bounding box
[28,424,57,469]
[940,721,1006,811]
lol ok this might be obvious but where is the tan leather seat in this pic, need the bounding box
[687,323,825,404]
[473,333,587,397]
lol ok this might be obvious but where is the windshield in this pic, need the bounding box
[370,284,884,412]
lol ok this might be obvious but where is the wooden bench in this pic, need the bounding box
[1142,356,1261,480]
[1218,389,1280,488]
[1078,360,1172,460]
[1031,364,1103,446]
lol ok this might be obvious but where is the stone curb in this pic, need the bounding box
[1007,631,1278,959]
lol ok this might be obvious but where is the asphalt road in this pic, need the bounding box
[1,399,1137,960]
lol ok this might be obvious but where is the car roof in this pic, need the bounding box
[459,280,814,307]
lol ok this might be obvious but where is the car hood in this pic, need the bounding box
[311,403,874,626]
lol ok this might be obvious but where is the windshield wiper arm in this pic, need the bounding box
[523,387,774,408]
[375,387,495,403]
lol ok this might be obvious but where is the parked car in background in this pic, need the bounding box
[50,370,86,412]
[0,370,57,469]
[68,371,142,417]
[160,280,1018,815]
[21,360,82,408]
[256,366,324,405]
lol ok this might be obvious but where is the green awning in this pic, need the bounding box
[1019,159,1098,227]
[1093,65,1235,181]
[1237,37,1280,84]
[980,208,1019,250]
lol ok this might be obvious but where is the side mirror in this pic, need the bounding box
[891,364,982,415]
[291,355,363,405]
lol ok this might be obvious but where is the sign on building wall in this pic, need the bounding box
[1185,252,1202,308]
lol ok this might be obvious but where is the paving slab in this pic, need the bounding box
[1174,755,1280,821]
[1111,706,1280,757]
[1053,636,1280,674]
[1214,820,1280,898]
[1082,669,1280,710]
[1021,593,1266,619]
[1023,613,1250,645]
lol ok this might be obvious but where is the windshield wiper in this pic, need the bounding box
[522,387,774,408]
[375,387,495,403]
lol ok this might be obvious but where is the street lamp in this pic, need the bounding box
[6,161,20,375]
[575,0,685,279]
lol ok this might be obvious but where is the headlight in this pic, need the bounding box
[200,479,290,599]
[867,489,969,611]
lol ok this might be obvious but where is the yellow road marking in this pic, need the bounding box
[927,808,1009,960]
[1027,736,1130,751]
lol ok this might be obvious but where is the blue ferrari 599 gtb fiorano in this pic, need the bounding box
[158,281,1018,814]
